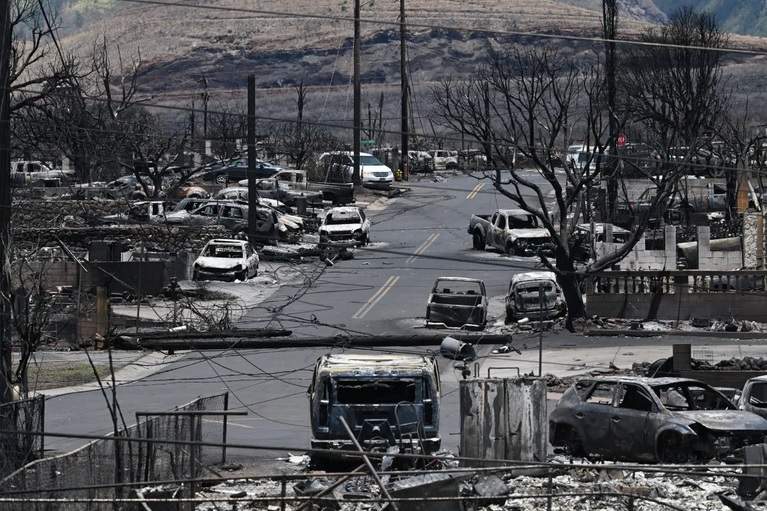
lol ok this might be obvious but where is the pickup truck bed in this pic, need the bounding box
[426,277,487,330]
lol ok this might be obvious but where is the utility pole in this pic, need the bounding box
[0,0,13,404]
[399,0,409,181]
[603,0,618,223]
[247,75,258,248]
[352,0,361,185]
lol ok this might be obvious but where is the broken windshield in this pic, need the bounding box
[334,379,417,404]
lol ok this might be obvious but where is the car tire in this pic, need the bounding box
[235,270,247,281]
[472,231,485,250]
[562,426,586,458]
[658,433,690,463]
[215,173,228,184]
[192,270,200,281]
[504,307,515,324]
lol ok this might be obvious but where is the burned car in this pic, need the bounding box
[425,277,487,330]
[550,376,767,463]
[318,206,370,247]
[308,353,441,459]
[505,271,566,322]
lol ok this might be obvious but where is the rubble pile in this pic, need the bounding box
[191,458,756,511]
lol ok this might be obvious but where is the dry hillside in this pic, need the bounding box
[52,0,767,138]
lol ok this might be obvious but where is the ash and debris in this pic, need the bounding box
[189,455,767,511]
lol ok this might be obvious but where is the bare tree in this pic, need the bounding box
[619,7,729,170]
[206,101,247,163]
[431,44,719,331]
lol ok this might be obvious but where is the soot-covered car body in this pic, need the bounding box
[549,376,767,463]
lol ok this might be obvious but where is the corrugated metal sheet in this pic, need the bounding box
[460,378,547,467]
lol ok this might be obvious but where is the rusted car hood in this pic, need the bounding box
[675,410,767,431]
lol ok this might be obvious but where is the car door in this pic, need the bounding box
[220,205,247,231]
[610,383,655,461]
[576,381,619,457]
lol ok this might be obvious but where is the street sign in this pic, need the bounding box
[361,139,375,145]
[616,133,627,147]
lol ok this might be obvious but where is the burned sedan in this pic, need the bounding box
[549,376,767,463]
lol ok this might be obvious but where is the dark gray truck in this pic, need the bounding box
[425,277,488,330]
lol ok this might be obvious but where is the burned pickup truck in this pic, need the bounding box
[425,277,487,330]
[468,208,553,256]
[308,353,441,459]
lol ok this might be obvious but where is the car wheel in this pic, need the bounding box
[505,307,515,324]
[235,270,247,281]
[505,242,517,256]
[215,173,228,184]
[658,433,690,463]
[192,270,200,281]
[563,426,586,458]
[472,231,485,250]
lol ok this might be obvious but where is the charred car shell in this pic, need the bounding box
[549,376,767,463]
[307,353,441,458]
[505,271,566,322]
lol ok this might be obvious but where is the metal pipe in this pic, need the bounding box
[339,416,399,511]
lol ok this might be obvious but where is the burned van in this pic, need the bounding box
[308,353,441,456]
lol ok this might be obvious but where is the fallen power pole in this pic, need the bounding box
[137,333,515,351]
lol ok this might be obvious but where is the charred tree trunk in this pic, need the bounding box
[555,249,585,332]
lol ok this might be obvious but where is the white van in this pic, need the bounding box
[318,151,394,189]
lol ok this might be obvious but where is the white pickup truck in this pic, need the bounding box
[468,208,553,256]
[11,160,75,185]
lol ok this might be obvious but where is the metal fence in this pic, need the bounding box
[0,392,229,511]
[0,396,45,481]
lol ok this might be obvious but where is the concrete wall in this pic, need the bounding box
[597,225,742,271]
[587,290,767,321]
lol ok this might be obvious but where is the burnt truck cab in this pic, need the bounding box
[308,353,442,456]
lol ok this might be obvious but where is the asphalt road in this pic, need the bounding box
[44,170,704,464]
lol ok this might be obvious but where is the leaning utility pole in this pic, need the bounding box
[247,75,258,248]
[352,0,361,184]
[399,0,409,181]
[603,0,618,223]
[0,0,13,404]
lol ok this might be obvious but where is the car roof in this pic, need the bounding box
[204,239,249,247]
[496,208,534,217]
[578,376,707,387]
[510,271,558,284]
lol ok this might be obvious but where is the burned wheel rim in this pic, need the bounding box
[472,231,484,250]
[505,242,516,256]
[659,434,690,463]
[565,427,586,457]
[215,173,227,184]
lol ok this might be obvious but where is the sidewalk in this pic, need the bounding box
[475,341,767,381]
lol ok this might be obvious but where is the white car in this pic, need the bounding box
[318,151,394,189]
[192,239,259,282]
[318,206,370,247]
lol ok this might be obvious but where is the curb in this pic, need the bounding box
[584,328,767,339]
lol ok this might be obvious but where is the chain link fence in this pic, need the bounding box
[0,392,229,511]
[0,396,45,481]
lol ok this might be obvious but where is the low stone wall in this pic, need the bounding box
[586,270,767,321]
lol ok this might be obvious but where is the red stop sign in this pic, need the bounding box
[617,133,627,147]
